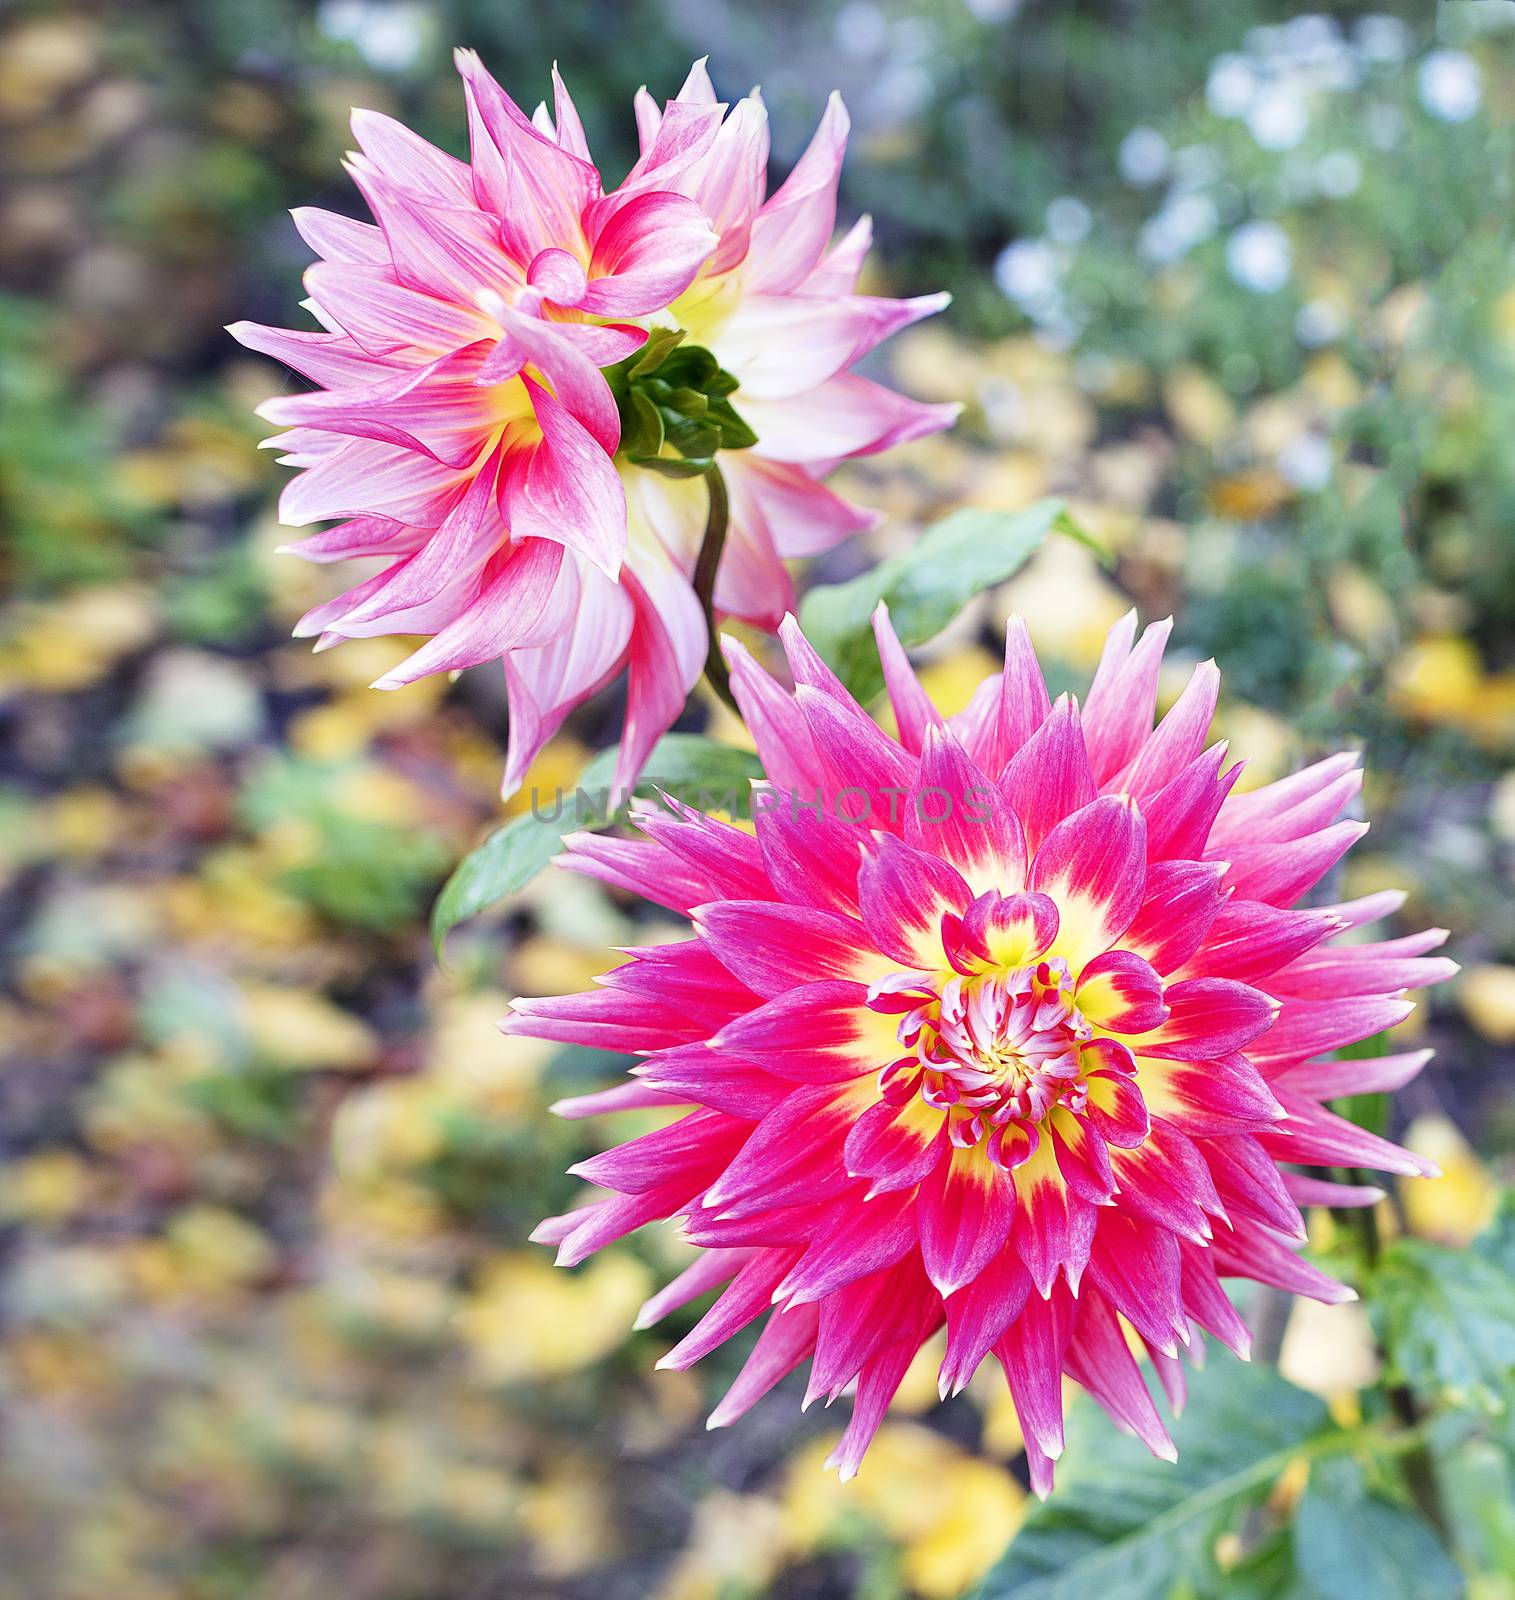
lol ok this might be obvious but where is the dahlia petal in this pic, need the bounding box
[634,1248,750,1330]
[350,106,473,200]
[1260,1088,1439,1178]
[1220,820,1368,907]
[999,695,1098,855]
[963,889,1060,969]
[277,434,461,527]
[1281,1173,1386,1209]
[857,834,971,967]
[372,540,568,687]
[637,806,772,902]
[1082,1070,1151,1150]
[722,641,824,797]
[1202,1135,1305,1241]
[1136,978,1279,1061]
[716,291,949,401]
[828,1320,936,1481]
[1268,947,1457,1000]
[617,561,707,799]
[751,783,863,915]
[773,1188,917,1306]
[1271,1048,1432,1098]
[1065,1289,1178,1459]
[454,47,596,256]
[581,189,718,315]
[550,1080,687,1120]
[1210,1220,1355,1305]
[778,612,853,701]
[549,64,593,162]
[1323,889,1405,930]
[1076,949,1169,1033]
[1211,752,1362,846]
[1137,1053,1285,1137]
[801,213,873,297]
[1142,742,1241,862]
[808,1260,910,1404]
[940,1251,1032,1398]
[694,901,878,997]
[842,1098,949,1197]
[908,726,1028,893]
[1108,1117,1222,1243]
[555,1181,694,1268]
[994,616,1054,770]
[1249,993,1415,1067]
[1176,1238,1252,1357]
[506,376,626,577]
[277,515,423,564]
[728,456,880,561]
[486,301,620,451]
[1114,659,1220,798]
[1015,1143,1097,1297]
[1030,795,1148,971]
[603,941,759,1028]
[659,1248,800,1370]
[796,685,918,818]
[741,373,959,464]
[290,206,389,264]
[1178,900,1341,985]
[1081,615,1172,784]
[995,1282,1076,1466]
[919,1147,1017,1297]
[1050,1109,1117,1201]
[633,1046,789,1120]
[873,602,945,755]
[703,1084,865,1212]
[679,93,769,274]
[1121,860,1229,975]
[712,983,881,1084]
[744,91,848,294]
[707,1305,819,1433]
[558,831,710,916]
[503,986,703,1051]
[302,259,499,356]
[228,318,400,387]
[570,1109,748,1195]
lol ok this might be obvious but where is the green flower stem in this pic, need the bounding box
[1338,1177,1450,1539]
[692,464,739,716]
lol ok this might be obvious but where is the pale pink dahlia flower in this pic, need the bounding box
[508,610,1454,1489]
[231,54,953,794]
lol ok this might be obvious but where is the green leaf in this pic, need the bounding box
[1293,1459,1464,1600]
[976,1352,1331,1600]
[1370,1194,1515,1416]
[430,735,763,956]
[799,500,1064,703]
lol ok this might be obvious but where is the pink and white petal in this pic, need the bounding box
[1076,949,1169,1034]
[999,694,1098,856]
[722,639,824,796]
[726,456,880,561]
[1029,795,1148,971]
[1142,742,1241,862]
[580,189,718,315]
[919,1146,1017,1298]
[857,833,971,967]
[711,980,886,1085]
[614,551,706,796]
[842,1098,948,1197]
[744,91,849,294]
[1120,860,1229,976]
[1080,616,1172,785]
[1133,978,1280,1062]
[694,901,879,997]
[751,782,864,916]
[350,105,473,199]
[872,602,944,755]
[504,376,627,577]
[1112,658,1220,799]
[742,373,959,465]
[290,206,389,264]
[908,726,1028,893]
[373,539,568,687]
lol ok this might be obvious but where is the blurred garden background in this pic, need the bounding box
[4,1,1515,1596]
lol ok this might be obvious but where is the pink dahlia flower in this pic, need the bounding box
[508,610,1454,1489]
[231,54,953,795]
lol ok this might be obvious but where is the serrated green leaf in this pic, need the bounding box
[1370,1194,1515,1416]
[976,1353,1331,1600]
[430,735,763,956]
[1293,1459,1463,1600]
[799,500,1064,704]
